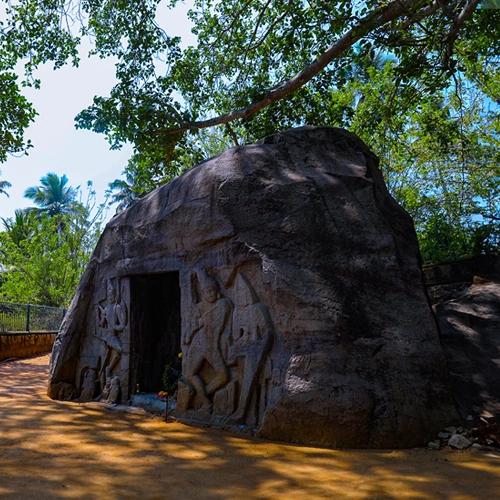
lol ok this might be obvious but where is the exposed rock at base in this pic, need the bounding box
[427,257,500,425]
[48,126,457,448]
[427,440,441,450]
[448,433,472,450]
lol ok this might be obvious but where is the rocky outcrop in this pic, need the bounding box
[426,256,500,425]
[48,126,456,448]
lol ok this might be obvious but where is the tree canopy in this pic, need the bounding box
[0,1,496,158]
[0,0,498,262]
[24,173,78,217]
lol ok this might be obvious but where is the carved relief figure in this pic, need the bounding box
[96,279,127,392]
[51,382,76,401]
[101,376,121,404]
[79,367,97,402]
[228,273,274,424]
[182,270,232,411]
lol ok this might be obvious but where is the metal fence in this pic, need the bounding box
[0,302,65,333]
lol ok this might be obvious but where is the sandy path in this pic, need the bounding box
[0,356,499,499]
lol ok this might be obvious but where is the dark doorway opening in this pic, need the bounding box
[130,272,181,394]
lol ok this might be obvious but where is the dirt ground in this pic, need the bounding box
[0,356,499,499]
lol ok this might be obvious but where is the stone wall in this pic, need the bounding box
[423,254,499,287]
[0,332,56,361]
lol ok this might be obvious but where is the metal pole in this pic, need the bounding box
[26,304,31,332]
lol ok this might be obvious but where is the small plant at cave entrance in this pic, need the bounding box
[161,356,182,395]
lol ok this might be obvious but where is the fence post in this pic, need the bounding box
[26,304,31,332]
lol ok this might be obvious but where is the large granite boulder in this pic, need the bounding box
[49,126,456,448]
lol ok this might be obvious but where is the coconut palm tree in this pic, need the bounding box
[2,209,36,246]
[107,179,138,213]
[0,170,11,197]
[24,173,78,216]
[107,175,141,213]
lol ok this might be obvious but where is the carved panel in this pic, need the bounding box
[179,269,232,413]
[79,367,97,402]
[227,272,274,425]
[90,277,129,402]
[178,267,275,428]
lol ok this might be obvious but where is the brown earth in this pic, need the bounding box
[1,355,499,499]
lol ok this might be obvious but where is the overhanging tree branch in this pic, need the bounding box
[158,0,447,135]
[443,0,481,67]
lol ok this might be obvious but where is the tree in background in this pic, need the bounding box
[0,71,37,163]
[24,173,78,216]
[0,170,11,197]
[75,1,497,152]
[0,177,106,306]
[0,0,497,261]
[1,209,35,246]
[1,1,495,168]
[107,126,233,210]
[322,59,499,262]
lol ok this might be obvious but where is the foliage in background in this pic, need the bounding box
[106,126,233,210]
[0,169,11,197]
[0,0,78,161]
[24,172,78,216]
[0,179,106,306]
[327,59,499,262]
[0,0,498,262]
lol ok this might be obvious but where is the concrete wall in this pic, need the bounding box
[0,332,56,361]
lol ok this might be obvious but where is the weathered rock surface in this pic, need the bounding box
[429,267,500,424]
[448,433,472,450]
[48,126,456,448]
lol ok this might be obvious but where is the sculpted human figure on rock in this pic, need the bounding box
[96,279,127,391]
[182,271,232,412]
[79,368,97,402]
[52,382,76,401]
[101,376,121,405]
[228,273,273,423]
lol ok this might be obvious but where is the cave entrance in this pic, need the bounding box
[130,272,181,396]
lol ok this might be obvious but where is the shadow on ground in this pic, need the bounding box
[0,356,499,499]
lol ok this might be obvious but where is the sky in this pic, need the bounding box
[0,1,195,220]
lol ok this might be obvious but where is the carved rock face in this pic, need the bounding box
[48,127,457,448]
